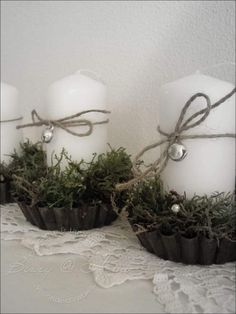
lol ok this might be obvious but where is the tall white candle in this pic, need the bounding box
[45,71,108,166]
[0,82,23,164]
[158,73,235,196]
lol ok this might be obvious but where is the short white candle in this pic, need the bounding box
[45,71,108,166]
[0,82,23,164]
[158,73,235,196]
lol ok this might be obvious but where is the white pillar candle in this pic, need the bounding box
[0,82,23,164]
[158,73,235,196]
[45,71,108,166]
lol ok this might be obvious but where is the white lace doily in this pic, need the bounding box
[1,203,235,313]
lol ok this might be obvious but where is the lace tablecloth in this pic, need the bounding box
[1,203,235,313]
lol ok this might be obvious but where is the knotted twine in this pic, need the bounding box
[16,109,110,137]
[116,88,236,191]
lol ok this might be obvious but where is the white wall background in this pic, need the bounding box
[1,0,235,158]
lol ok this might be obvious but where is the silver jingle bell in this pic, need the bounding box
[42,125,54,143]
[168,142,187,161]
[171,204,180,214]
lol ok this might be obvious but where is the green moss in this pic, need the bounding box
[82,146,133,205]
[126,176,236,240]
[0,140,47,202]
[6,142,133,209]
[1,140,47,178]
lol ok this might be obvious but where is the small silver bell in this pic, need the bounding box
[42,125,54,143]
[171,204,180,214]
[168,142,187,161]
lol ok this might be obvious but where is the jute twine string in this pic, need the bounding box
[0,117,23,123]
[116,88,236,191]
[16,109,110,137]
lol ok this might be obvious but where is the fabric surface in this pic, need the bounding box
[1,203,235,313]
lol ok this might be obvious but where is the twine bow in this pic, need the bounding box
[16,109,110,137]
[116,88,236,191]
